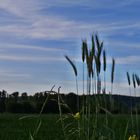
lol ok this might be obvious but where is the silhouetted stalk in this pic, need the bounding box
[135,74,140,96]
[87,76,92,140]
[82,63,85,133]
[135,74,140,87]
[94,34,103,121]
[132,73,137,114]
[103,50,108,125]
[65,56,79,111]
[76,76,79,111]
[82,40,87,133]
[91,34,95,95]
[82,40,87,96]
[103,50,106,93]
[111,58,115,112]
[84,41,89,138]
[132,73,138,136]
[111,59,115,92]
[92,63,96,94]
[65,55,80,140]
[83,64,85,95]
[85,71,91,140]
[126,72,133,132]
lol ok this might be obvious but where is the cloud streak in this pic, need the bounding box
[0,71,30,78]
[0,43,66,52]
[0,0,139,41]
[116,55,140,65]
[0,54,65,62]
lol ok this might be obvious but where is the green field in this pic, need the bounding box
[0,114,63,140]
[0,114,140,140]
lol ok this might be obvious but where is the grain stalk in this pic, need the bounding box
[65,55,80,140]
[126,72,133,132]
[82,40,87,133]
[132,73,138,136]
[103,50,108,125]
[65,55,79,112]
[110,58,115,112]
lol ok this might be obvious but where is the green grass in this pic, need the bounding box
[0,114,63,140]
[0,114,139,140]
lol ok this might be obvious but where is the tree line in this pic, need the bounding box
[0,89,140,114]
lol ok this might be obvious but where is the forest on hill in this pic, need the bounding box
[0,89,140,114]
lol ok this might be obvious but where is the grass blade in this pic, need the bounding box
[29,133,34,140]
[123,120,129,140]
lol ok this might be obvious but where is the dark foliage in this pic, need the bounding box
[0,90,140,114]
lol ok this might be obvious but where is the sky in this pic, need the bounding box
[0,0,139,95]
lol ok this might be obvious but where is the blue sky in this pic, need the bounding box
[0,0,139,95]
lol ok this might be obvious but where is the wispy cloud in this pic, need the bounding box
[47,0,140,9]
[0,0,139,40]
[0,0,139,42]
[116,55,140,65]
[0,71,30,78]
[107,40,140,49]
[0,0,44,18]
[0,54,65,62]
[0,43,66,52]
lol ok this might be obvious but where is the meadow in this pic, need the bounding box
[0,114,63,140]
[0,114,140,140]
